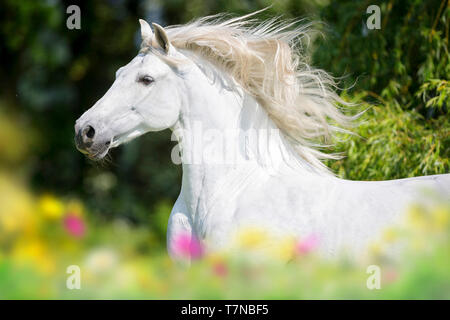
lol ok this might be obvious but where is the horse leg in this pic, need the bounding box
[166,196,194,264]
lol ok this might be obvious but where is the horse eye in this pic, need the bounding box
[139,75,154,85]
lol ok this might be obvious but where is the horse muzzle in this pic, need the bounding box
[74,122,110,159]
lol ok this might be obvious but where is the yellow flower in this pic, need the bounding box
[39,194,64,219]
[206,252,227,264]
[369,242,382,257]
[407,204,428,230]
[382,228,398,243]
[269,237,296,262]
[430,206,449,231]
[12,238,55,274]
[0,173,36,234]
[66,199,85,217]
[235,227,268,250]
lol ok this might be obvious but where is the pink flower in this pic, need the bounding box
[296,234,319,255]
[64,214,86,238]
[384,268,398,283]
[212,261,228,277]
[172,233,204,260]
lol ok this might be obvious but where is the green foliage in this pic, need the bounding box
[160,0,322,25]
[314,0,449,118]
[315,0,449,180]
[417,79,450,110]
[326,93,450,180]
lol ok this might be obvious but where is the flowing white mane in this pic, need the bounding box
[146,11,354,171]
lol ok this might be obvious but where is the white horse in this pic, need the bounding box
[75,13,449,262]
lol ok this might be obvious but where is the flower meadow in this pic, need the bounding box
[1,169,449,299]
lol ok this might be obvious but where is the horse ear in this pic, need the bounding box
[139,19,153,45]
[152,23,170,53]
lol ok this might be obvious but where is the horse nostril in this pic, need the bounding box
[83,125,95,140]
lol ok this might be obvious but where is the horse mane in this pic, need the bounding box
[155,11,355,172]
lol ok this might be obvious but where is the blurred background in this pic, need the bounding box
[0,0,448,299]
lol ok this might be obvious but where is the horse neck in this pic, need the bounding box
[175,65,325,219]
[174,70,243,217]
